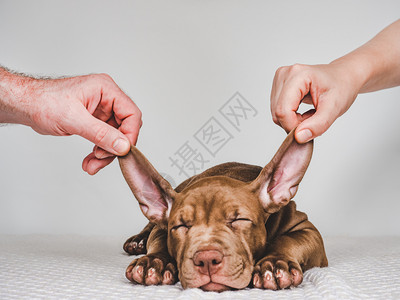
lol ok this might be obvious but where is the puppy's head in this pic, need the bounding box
[119,129,313,292]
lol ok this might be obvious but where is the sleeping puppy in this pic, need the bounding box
[118,129,327,292]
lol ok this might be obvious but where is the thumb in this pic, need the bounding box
[295,101,338,143]
[74,111,131,156]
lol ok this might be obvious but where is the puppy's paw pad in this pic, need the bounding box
[162,270,174,285]
[275,268,291,289]
[253,256,303,290]
[132,265,145,283]
[252,273,261,288]
[262,270,278,290]
[145,268,161,285]
[124,234,148,255]
[125,254,178,286]
[126,263,144,284]
[291,268,303,286]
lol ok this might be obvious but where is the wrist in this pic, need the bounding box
[0,68,37,127]
[329,51,373,95]
[329,19,400,94]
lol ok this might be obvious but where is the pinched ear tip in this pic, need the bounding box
[118,145,147,161]
[123,145,145,162]
[129,144,142,155]
[251,128,314,213]
[117,145,176,226]
[288,127,314,147]
[117,146,136,170]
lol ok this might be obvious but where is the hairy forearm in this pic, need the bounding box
[0,67,37,126]
[330,19,400,94]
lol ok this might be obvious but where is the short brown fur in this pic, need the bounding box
[120,130,327,292]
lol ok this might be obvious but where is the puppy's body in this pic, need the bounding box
[120,130,328,291]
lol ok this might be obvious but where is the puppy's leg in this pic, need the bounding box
[253,227,327,290]
[123,222,155,255]
[126,226,178,286]
[253,202,328,290]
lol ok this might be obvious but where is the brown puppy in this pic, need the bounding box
[119,129,328,292]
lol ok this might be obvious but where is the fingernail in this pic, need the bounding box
[112,138,130,154]
[98,152,113,159]
[94,148,108,159]
[95,147,114,159]
[296,129,312,143]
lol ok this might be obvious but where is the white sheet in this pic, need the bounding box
[1,235,399,299]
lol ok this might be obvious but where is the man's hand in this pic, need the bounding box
[0,69,142,174]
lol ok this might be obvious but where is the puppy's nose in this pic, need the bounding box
[193,250,224,275]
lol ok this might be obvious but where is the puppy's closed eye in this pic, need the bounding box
[172,224,190,230]
[171,224,192,234]
[229,218,253,229]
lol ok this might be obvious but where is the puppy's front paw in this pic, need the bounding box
[252,256,303,290]
[123,233,148,255]
[126,253,178,286]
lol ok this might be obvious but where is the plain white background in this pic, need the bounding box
[0,0,399,238]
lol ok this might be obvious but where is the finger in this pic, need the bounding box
[275,85,310,132]
[94,145,114,159]
[82,152,95,174]
[82,152,116,175]
[270,67,288,127]
[112,100,142,146]
[99,77,142,146]
[74,108,131,156]
[78,74,142,150]
[93,118,121,159]
[295,101,338,143]
[274,76,311,133]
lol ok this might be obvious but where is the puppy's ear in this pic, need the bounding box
[118,146,176,228]
[250,128,313,213]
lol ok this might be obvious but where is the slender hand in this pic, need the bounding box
[271,19,400,143]
[0,68,142,174]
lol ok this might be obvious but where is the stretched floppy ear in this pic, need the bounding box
[249,128,313,213]
[118,146,176,228]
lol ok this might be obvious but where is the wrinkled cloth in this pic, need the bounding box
[1,235,399,300]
